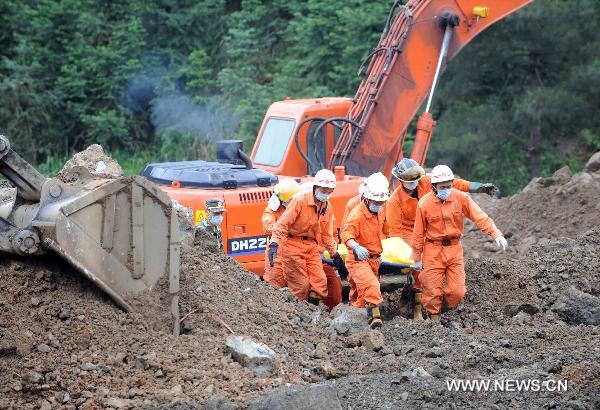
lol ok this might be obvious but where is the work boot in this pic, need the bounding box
[398,298,409,316]
[307,291,323,306]
[441,297,451,313]
[428,313,440,321]
[413,292,424,320]
[366,303,383,329]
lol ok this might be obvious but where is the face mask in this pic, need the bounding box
[436,188,451,201]
[368,204,382,213]
[210,215,223,226]
[315,191,330,202]
[402,181,418,190]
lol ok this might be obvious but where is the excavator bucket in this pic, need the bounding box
[0,136,181,334]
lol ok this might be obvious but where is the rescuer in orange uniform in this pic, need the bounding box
[387,158,499,319]
[262,179,301,287]
[341,173,389,227]
[411,165,508,320]
[342,175,390,328]
[269,169,340,305]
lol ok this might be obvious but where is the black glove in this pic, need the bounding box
[268,242,278,267]
[480,183,500,197]
[332,252,345,271]
[470,182,500,197]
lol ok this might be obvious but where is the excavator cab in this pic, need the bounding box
[251,97,352,177]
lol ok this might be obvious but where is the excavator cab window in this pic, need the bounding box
[307,120,327,173]
[254,117,295,167]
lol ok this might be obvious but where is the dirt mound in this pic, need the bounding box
[0,231,360,409]
[57,144,123,182]
[463,154,600,259]
[1,150,599,409]
[446,226,600,327]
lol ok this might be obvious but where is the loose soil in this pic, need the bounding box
[0,151,599,409]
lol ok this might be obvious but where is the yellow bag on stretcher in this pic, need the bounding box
[381,237,414,265]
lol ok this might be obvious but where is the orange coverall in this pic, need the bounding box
[341,194,362,227]
[262,205,286,287]
[411,189,502,314]
[386,175,470,288]
[319,214,343,311]
[341,202,389,307]
[272,191,336,301]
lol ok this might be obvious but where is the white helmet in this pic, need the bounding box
[358,181,367,196]
[430,165,455,184]
[314,169,336,189]
[363,173,390,201]
[367,172,389,189]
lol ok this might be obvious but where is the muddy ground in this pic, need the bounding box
[0,153,599,409]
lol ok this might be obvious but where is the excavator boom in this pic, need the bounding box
[330,0,533,175]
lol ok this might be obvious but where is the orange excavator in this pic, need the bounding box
[142,0,533,275]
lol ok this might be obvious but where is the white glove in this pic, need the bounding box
[353,244,370,261]
[412,260,422,271]
[267,194,281,212]
[495,235,508,251]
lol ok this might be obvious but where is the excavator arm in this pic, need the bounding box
[328,0,533,176]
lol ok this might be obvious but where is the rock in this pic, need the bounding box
[343,334,362,348]
[248,384,342,410]
[58,144,123,183]
[81,363,111,373]
[314,342,328,359]
[182,319,197,331]
[170,384,183,395]
[512,311,530,324]
[111,352,127,366]
[361,330,386,352]
[553,165,573,181]
[40,400,52,410]
[105,397,128,409]
[204,395,237,410]
[379,346,394,356]
[539,166,572,187]
[37,343,51,353]
[551,286,600,325]
[412,367,433,379]
[98,387,110,397]
[499,339,512,348]
[316,362,337,379]
[570,172,593,185]
[398,371,412,382]
[425,347,443,358]
[60,391,70,403]
[128,388,142,398]
[400,392,409,401]
[58,309,71,320]
[429,365,446,378]
[31,297,41,307]
[503,304,520,317]
[330,305,368,335]
[22,371,44,385]
[225,335,276,376]
[584,152,600,172]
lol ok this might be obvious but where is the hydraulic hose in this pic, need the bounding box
[294,117,326,175]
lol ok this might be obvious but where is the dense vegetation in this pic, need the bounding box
[0,0,598,193]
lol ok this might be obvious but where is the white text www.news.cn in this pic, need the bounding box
[446,379,568,392]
